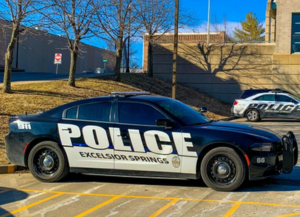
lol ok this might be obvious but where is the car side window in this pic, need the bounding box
[78,102,111,122]
[254,94,275,101]
[118,102,167,125]
[66,107,78,119]
[276,95,295,103]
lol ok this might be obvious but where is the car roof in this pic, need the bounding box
[240,88,291,99]
[42,94,172,118]
[245,92,295,100]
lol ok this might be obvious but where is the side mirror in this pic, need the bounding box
[199,106,208,113]
[156,119,173,129]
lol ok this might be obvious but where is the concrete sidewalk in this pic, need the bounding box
[0,72,114,85]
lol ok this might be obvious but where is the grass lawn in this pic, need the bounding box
[0,74,231,165]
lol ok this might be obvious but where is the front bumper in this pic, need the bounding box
[249,131,298,180]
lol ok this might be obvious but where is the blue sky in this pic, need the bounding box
[83,0,268,68]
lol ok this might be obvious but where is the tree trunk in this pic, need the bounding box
[115,35,123,82]
[148,36,154,78]
[68,41,79,87]
[3,23,19,93]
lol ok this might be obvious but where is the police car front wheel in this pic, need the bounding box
[28,141,69,182]
[200,147,247,191]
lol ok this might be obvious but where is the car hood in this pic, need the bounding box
[200,121,282,141]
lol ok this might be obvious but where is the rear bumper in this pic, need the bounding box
[5,132,27,167]
[248,132,298,180]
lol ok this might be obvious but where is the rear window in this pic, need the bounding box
[78,102,112,122]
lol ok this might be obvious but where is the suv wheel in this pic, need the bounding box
[246,109,260,122]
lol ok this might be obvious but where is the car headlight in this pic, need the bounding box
[251,143,273,152]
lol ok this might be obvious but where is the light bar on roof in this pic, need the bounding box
[110,91,151,97]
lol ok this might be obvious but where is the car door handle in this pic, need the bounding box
[62,128,72,133]
[118,131,128,138]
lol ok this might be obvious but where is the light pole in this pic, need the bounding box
[207,0,211,44]
[172,0,179,99]
[126,2,132,73]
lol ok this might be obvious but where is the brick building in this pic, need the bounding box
[143,32,226,73]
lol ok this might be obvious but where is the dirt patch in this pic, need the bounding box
[0,74,231,165]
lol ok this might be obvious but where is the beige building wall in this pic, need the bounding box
[275,0,300,54]
[143,32,226,73]
[152,43,276,103]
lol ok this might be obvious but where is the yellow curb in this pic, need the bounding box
[0,165,17,174]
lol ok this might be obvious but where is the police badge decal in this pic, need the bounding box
[172,156,181,168]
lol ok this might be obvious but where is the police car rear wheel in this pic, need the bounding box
[28,141,69,182]
[246,109,260,122]
[201,147,246,191]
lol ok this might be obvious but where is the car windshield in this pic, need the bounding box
[156,99,211,125]
[290,94,300,102]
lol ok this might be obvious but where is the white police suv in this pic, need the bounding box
[232,89,300,121]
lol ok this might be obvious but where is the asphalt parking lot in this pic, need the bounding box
[1,118,300,217]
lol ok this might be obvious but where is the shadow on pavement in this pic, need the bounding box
[0,187,29,216]
[64,172,300,192]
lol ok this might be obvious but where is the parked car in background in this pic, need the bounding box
[232,89,300,122]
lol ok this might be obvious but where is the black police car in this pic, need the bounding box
[5,92,298,191]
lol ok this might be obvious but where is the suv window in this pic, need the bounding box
[118,102,166,125]
[254,94,275,101]
[78,102,111,122]
[276,95,295,103]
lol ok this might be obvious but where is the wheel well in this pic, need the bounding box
[196,143,249,179]
[24,138,66,167]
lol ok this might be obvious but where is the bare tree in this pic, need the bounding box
[94,0,137,81]
[40,0,97,87]
[135,0,196,77]
[0,0,44,93]
[135,0,174,77]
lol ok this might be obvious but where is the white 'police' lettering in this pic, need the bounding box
[173,132,198,157]
[58,124,81,146]
[57,124,198,157]
[83,126,109,149]
[110,128,132,151]
[144,130,172,155]
[128,129,145,152]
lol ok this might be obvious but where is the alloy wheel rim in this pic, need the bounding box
[33,148,59,176]
[207,155,237,185]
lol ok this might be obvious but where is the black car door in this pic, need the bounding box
[112,101,183,174]
[58,101,115,169]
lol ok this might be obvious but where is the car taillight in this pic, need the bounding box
[233,101,238,105]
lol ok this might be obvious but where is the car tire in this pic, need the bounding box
[200,147,247,191]
[246,109,260,122]
[28,141,69,182]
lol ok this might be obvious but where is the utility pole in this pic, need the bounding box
[207,0,211,44]
[126,2,132,73]
[172,0,179,99]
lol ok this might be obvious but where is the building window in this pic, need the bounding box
[292,14,300,53]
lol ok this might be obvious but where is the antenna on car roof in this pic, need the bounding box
[110,91,151,97]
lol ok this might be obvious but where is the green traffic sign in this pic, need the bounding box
[103,59,108,63]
